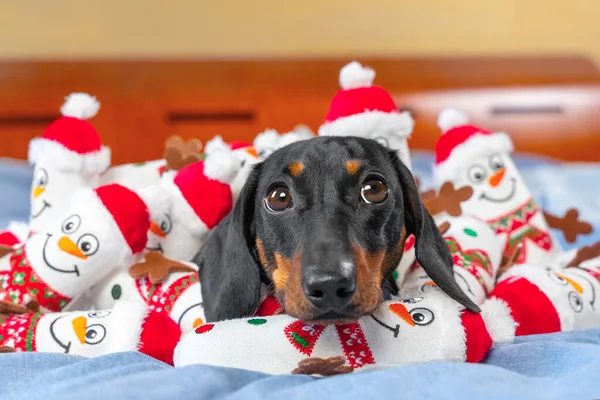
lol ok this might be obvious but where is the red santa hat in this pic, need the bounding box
[28,93,111,174]
[0,221,30,246]
[318,61,414,138]
[490,276,561,336]
[460,297,516,362]
[158,136,240,234]
[112,301,181,365]
[434,109,513,183]
[70,184,151,265]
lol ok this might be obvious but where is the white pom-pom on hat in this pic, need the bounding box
[253,129,280,148]
[203,148,241,185]
[204,135,229,155]
[480,298,517,344]
[339,61,376,90]
[437,109,470,133]
[60,93,100,120]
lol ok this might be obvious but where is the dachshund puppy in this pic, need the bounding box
[196,137,479,322]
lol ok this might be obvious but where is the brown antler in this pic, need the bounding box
[437,221,451,235]
[163,135,204,172]
[291,356,354,376]
[129,251,197,284]
[0,300,31,315]
[567,240,600,267]
[0,245,13,259]
[497,243,523,279]
[543,209,593,244]
[422,182,473,217]
[0,346,15,353]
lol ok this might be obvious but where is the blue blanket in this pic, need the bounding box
[1,329,600,400]
[2,154,600,399]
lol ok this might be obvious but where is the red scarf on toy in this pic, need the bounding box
[0,312,42,352]
[135,273,199,315]
[284,320,375,369]
[0,247,71,311]
[487,198,552,263]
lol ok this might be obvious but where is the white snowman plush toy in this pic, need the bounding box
[89,253,204,334]
[433,109,592,266]
[28,93,110,236]
[88,137,240,326]
[0,184,151,312]
[318,61,414,170]
[403,216,504,306]
[174,289,515,375]
[0,301,180,365]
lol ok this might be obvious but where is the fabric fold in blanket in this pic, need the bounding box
[0,329,599,400]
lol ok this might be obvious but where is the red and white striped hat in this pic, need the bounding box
[318,61,414,139]
[28,93,111,174]
[434,109,513,183]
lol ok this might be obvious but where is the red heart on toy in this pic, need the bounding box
[195,324,214,334]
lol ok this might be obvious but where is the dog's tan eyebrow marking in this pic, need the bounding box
[288,162,305,177]
[345,160,361,175]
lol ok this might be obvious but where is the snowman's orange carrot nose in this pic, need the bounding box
[71,316,87,344]
[557,273,584,294]
[423,280,436,287]
[149,222,167,238]
[192,318,204,328]
[58,236,88,260]
[245,147,258,158]
[32,186,45,199]
[388,303,415,326]
[488,168,506,187]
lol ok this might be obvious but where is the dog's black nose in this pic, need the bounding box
[302,264,356,311]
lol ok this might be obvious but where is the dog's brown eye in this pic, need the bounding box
[265,186,292,211]
[361,179,387,204]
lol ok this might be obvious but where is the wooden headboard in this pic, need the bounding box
[1,57,600,165]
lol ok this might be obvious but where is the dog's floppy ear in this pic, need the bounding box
[390,151,480,313]
[195,164,263,322]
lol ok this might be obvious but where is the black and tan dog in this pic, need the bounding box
[195,136,479,323]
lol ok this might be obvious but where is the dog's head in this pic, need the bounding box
[196,136,479,322]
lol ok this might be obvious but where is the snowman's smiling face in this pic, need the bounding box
[30,167,51,219]
[455,153,530,220]
[49,310,110,355]
[29,165,89,231]
[41,214,100,276]
[147,211,208,261]
[146,213,172,253]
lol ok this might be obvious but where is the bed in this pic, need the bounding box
[2,150,600,400]
[1,57,600,399]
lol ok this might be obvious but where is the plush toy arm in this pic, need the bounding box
[543,209,593,243]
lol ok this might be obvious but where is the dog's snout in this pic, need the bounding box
[302,262,356,311]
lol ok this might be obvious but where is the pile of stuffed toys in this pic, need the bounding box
[1,61,600,376]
